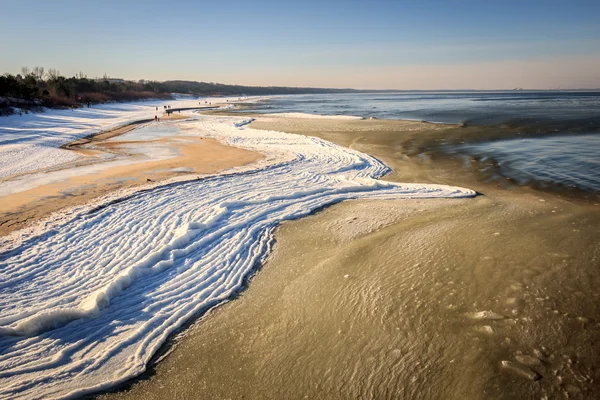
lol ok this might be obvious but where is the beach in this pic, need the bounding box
[1,105,478,399]
[3,1,599,398]
[96,115,600,400]
[0,118,261,237]
[1,106,598,400]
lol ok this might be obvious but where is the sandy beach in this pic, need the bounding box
[0,116,262,236]
[97,116,600,400]
[1,110,598,400]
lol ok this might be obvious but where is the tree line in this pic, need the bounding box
[0,67,354,115]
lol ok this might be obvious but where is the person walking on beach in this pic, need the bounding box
[154,115,158,122]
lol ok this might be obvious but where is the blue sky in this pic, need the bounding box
[1,0,599,89]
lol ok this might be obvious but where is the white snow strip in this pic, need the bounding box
[0,112,475,399]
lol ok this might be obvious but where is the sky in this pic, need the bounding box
[1,0,599,89]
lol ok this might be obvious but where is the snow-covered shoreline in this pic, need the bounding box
[0,96,258,182]
[0,108,475,399]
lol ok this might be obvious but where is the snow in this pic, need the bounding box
[0,109,475,399]
[0,97,241,182]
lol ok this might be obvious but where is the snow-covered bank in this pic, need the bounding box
[0,97,249,183]
[0,113,474,399]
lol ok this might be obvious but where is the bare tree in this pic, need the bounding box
[46,68,60,80]
[21,66,30,76]
[32,66,45,81]
[75,71,87,79]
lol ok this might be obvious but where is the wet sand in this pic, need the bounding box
[0,117,262,236]
[250,116,600,199]
[99,116,600,400]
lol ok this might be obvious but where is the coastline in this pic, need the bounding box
[0,111,476,399]
[97,114,600,400]
[2,110,599,399]
[248,114,600,202]
[0,115,262,237]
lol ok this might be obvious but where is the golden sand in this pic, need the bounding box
[0,119,261,236]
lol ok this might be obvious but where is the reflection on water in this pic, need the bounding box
[446,134,600,193]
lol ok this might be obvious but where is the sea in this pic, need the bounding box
[247,91,600,194]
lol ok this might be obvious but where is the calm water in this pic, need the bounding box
[253,91,600,127]
[448,134,600,193]
[250,92,600,193]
